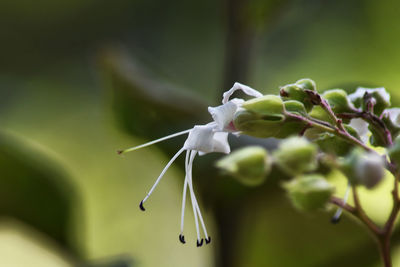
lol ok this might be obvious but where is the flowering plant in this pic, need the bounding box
[119,79,400,267]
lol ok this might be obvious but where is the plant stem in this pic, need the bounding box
[330,177,400,267]
[285,112,373,152]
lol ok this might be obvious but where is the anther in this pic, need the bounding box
[139,201,145,211]
[331,216,341,224]
[205,237,211,244]
[179,234,186,244]
[196,239,204,247]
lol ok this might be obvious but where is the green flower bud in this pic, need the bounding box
[283,174,335,211]
[308,106,335,125]
[283,100,308,116]
[316,124,360,156]
[340,148,385,189]
[322,89,355,114]
[280,84,314,112]
[388,136,400,166]
[234,96,306,138]
[273,137,318,176]
[295,78,317,91]
[216,146,271,186]
[280,79,316,112]
[242,95,284,117]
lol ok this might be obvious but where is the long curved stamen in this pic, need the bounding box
[118,129,191,154]
[179,151,190,244]
[187,164,210,244]
[331,181,351,224]
[140,147,185,211]
[187,150,202,246]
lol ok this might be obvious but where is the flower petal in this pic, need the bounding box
[184,124,230,155]
[349,87,390,104]
[387,108,400,127]
[208,99,243,131]
[349,118,369,143]
[222,82,263,104]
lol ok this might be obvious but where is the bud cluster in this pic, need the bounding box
[218,78,399,213]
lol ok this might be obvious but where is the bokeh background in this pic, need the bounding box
[1,0,400,266]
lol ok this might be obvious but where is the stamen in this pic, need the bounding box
[196,238,204,247]
[190,180,209,240]
[180,152,190,235]
[187,150,211,243]
[140,147,185,209]
[179,234,186,244]
[205,237,211,244]
[139,200,145,211]
[187,150,201,242]
[331,182,351,224]
[118,129,191,154]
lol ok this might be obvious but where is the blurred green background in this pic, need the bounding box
[1,0,400,266]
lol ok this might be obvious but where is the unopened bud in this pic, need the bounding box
[280,79,317,112]
[322,89,355,114]
[273,137,318,176]
[233,95,284,138]
[340,148,385,189]
[295,78,317,91]
[316,124,360,156]
[216,146,271,186]
[283,174,335,211]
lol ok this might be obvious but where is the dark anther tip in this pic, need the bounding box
[196,239,204,247]
[179,234,186,244]
[139,201,145,211]
[205,237,211,244]
[331,216,340,224]
[117,150,123,155]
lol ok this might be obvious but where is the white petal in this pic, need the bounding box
[208,99,243,131]
[184,124,230,155]
[349,87,390,104]
[348,88,366,102]
[387,108,400,127]
[349,118,369,143]
[210,132,230,154]
[222,82,263,104]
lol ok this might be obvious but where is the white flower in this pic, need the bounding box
[349,118,369,143]
[118,82,262,246]
[348,87,390,104]
[386,108,400,127]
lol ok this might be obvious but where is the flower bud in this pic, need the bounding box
[283,100,308,116]
[283,174,335,211]
[322,89,355,114]
[216,146,271,186]
[340,148,385,189]
[308,106,335,125]
[280,79,316,112]
[316,124,360,156]
[348,87,390,116]
[273,137,318,176]
[295,78,317,91]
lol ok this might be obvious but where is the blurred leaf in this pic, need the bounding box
[0,130,79,254]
